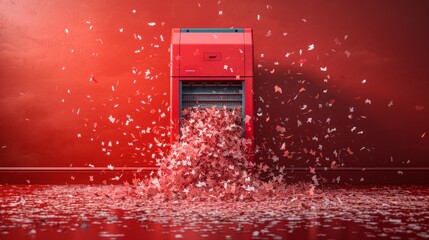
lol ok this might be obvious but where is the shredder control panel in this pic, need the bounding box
[171,28,253,78]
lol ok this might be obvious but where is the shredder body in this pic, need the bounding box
[170,28,254,159]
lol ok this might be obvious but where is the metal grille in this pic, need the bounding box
[181,81,243,110]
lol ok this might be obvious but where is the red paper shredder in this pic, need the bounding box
[170,28,254,158]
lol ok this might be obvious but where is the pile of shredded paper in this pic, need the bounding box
[135,107,292,201]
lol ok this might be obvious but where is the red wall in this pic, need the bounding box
[1,1,428,173]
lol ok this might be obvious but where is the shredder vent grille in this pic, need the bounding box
[180,81,243,110]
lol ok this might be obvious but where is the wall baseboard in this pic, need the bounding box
[0,167,158,172]
[0,167,428,184]
[1,167,429,171]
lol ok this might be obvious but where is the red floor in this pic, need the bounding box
[1,185,428,239]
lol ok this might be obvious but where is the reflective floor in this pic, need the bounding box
[1,185,428,239]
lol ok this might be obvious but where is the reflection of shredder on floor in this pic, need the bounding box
[170,28,254,159]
